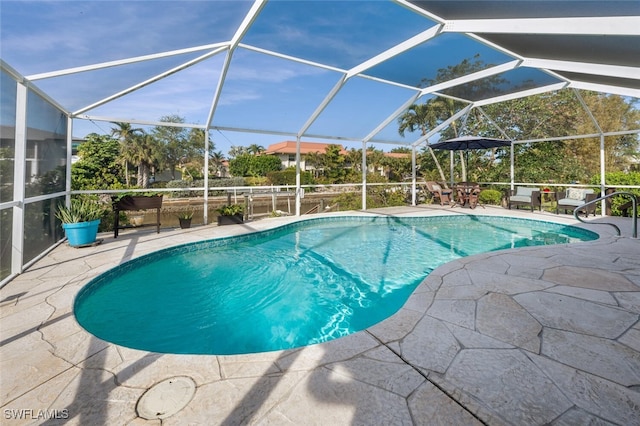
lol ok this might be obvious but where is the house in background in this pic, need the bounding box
[264,141,410,177]
[264,141,348,171]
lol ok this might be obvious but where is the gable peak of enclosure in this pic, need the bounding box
[0,0,638,144]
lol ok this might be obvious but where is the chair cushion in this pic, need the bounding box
[515,187,538,197]
[566,188,585,200]
[558,198,583,207]
[510,195,532,203]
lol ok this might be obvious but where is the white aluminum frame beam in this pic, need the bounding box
[11,83,27,275]
[26,43,228,81]
[413,105,473,146]
[363,92,422,143]
[239,43,346,74]
[420,60,522,96]
[297,75,347,138]
[73,47,226,116]
[442,17,640,36]
[522,58,640,81]
[569,81,640,99]
[346,25,443,79]
[77,115,208,130]
[474,82,569,107]
[205,0,266,129]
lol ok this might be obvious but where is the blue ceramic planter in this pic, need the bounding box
[62,219,100,247]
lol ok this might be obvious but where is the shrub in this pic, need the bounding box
[244,176,269,186]
[267,169,314,186]
[165,179,196,198]
[590,171,640,216]
[333,186,408,210]
[479,189,502,205]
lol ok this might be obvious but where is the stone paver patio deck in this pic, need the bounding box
[1,205,639,425]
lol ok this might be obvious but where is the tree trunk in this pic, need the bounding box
[141,164,150,188]
[459,151,467,182]
[427,146,448,185]
[137,163,151,188]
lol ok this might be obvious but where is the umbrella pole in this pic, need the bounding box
[449,151,454,188]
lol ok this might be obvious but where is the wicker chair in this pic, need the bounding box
[425,181,453,206]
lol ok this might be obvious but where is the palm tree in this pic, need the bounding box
[210,150,226,177]
[434,97,467,181]
[228,145,247,159]
[397,103,448,184]
[111,122,143,186]
[119,133,161,188]
[247,144,265,155]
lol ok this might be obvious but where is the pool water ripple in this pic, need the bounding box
[74,215,597,355]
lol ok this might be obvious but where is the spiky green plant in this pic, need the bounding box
[176,209,194,220]
[55,198,105,223]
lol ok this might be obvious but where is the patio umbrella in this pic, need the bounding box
[429,135,511,151]
[430,135,511,183]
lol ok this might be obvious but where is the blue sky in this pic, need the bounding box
[2,1,532,155]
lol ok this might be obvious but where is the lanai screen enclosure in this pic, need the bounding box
[1,0,639,283]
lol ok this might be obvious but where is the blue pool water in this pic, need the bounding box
[74,216,597,355]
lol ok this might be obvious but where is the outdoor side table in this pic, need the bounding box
[541,191,556,210]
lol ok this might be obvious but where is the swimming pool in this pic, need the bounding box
[74,215,598,355]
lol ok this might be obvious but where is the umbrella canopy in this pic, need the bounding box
[430,135,511,151]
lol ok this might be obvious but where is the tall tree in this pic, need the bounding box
[346,148,362,172]
[323,145,346,183]
[303,151,324,178]
[111,122,143,186]
[400,55,509,183]
[120,133,161,188]
[228,145,248,158]
[151,115,191,180]
[182,128,216,179]
[210,150,227,177]
[71,133,124,190]
[398,103,448,184]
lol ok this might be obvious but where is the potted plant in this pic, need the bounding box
[112,192,163,210]
[112,192,164,237]
[216,204,244,226]
[176,210,194,229]
[56,198,105,247]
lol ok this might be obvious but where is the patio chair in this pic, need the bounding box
[556,188,597,217]
[455,182,482,209]
[508,187,541,212]
[425,181,453,205]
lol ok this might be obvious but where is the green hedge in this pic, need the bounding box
[479,189,502,205]
[267,169,314,186]
[590,171,640,216]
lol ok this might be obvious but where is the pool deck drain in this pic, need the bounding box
[1,206,638,425]
[137,376,196,420]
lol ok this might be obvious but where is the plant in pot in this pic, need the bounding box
[112,192,163,210]
[56,198,105,247]
[176,210,194,229]
[111,192,164,238]
[216,204,244,226]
